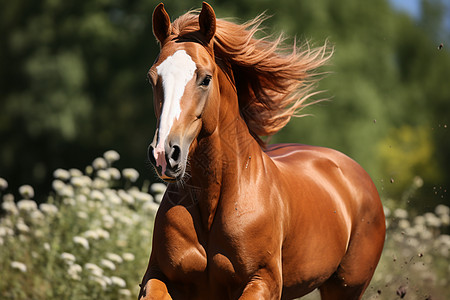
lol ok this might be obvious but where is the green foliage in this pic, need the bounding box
[0,0,449,204]
[378,126,441,196]
[0,151,163,299]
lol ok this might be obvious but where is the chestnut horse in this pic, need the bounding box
[140,2,385,299]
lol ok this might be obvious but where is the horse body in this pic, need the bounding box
[140,3,385,299]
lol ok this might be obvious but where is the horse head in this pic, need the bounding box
[147,3,220,182]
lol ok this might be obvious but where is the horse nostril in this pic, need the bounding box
[170,145,181,163]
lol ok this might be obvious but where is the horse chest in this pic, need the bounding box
[156,205,208,282]
[155,205,250,291]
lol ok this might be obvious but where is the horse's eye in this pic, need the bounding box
[200,75,211,87]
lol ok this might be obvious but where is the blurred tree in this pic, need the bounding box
[0,0,449,207]
[0,0,162,198]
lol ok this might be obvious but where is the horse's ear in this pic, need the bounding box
[153,3,171,45]
[199,2,216,43]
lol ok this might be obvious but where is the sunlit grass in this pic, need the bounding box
[1,152,449,299]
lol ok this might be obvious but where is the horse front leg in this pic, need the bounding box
[138,263,172,300]
[238,267,282,300]
[138,277,172,300]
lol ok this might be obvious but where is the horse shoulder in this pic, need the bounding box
[151,191,208,283]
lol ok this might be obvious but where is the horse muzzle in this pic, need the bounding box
[148,143,185,182]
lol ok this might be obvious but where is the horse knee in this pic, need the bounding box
[139,278,172,300]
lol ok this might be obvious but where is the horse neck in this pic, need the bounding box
[186,66,263,230]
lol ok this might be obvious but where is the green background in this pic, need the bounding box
[1,0,449,211]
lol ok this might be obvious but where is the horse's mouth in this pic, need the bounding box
[155,166,184,183]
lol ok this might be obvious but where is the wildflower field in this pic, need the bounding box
[1,151,449,300]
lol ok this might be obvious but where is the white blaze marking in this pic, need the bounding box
[154,50,196,174]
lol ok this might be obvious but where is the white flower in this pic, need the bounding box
[103,150,120,163]
[19,185,34,199]
[92,178,108,190]
[60,186,74,198]
[118,190,134,205]
[73,236,90,250]
[69,168,83,177]
[107,193,122,205]
[92,277,107,289]
[2,200,18,215]
[43,243,51,251]
[103,276,112,285]
[85,165,93,175]
[122,253,135,262]
[111,276,126,287]
[143,201,160,213]
[92,157,108,170]
[53,169,71,181]
[67,264,82,280]
[440,214,450,226]
[420,229,433,240]
[85,263,103,277]
[39,203,58,216]
[119,289,132,297]
[11,261,27,273]
[438,234,450,247]
[83,230,99,240]
[150,183,167,195]
[393,208,408,219]
[63,197,76,206]
[106,253,123,264]
[129,189,153,202]
[97,170,111,181]
[122,168,139,182]
[383,206,390,218]
[76,194,87,203]
[96,228,110,239]
[398,219,410,230]
[413,176,423,188]
[16,221,30,233]
[34,229,44,238]
[71,176,92,188]
[0,226,14,237]
[90,190,105,201]
[77,211,88,220]
[0,177,8,190]
[424,212,441,227]
[155,193,164,204]
[435,204,450,216]
[117,215,133,226]
[52,179,65,192]
[61,252,76,264]
[30,210,44,222]
[100,259,116,270]
[102,215,115,229]
[108,168,121,180]
[17,199,37,212]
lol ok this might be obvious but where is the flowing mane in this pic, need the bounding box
[168,11,331,145]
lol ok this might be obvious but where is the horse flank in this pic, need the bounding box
[168,10,332,146]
